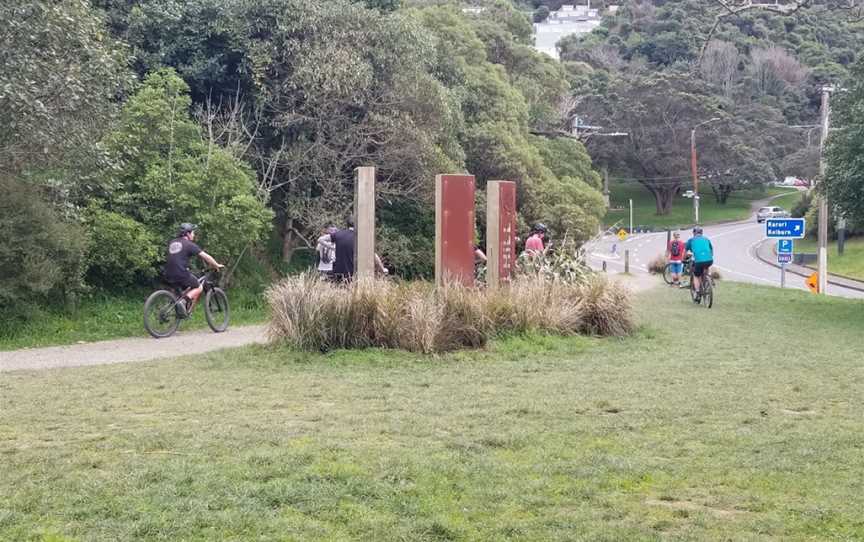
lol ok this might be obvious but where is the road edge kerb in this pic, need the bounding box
[753,239,864,293]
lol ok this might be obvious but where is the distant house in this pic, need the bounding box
[533,4,603,59]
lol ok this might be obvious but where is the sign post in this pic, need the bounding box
[435,174,476,287]
[767,221,804,289]
[766,218,806,239]
[354,166,376,279]
[486,180,517,290]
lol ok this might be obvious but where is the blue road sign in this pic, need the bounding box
[777,239,794,254]
[777,253,793,264]
[766,218,806,239]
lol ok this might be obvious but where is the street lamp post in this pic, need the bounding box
[690,117,720,225]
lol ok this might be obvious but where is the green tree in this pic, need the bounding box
[0,0,129,177]
[822,57,864,223]
[239,0,461,261]
[0,178,89,314]
[91,69,272,286]
[0,0,129,310]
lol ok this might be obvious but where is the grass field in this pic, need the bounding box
[0,288,268,351]
[796,236,864,280]
[3,282,864,540]
[606,184,799,230]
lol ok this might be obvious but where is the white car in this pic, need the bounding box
[681,190,695,198]
[756,206,790,223]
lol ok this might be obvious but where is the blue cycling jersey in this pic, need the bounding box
[685,236,714,263]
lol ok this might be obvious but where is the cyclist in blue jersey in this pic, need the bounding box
[685,226,714,302]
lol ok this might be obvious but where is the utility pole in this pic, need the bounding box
[691,118,720,225]
[817,86,832,295]
[629,198,633,233]
[690,130,699,224]
[603,168,610,207]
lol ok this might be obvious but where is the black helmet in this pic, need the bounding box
[533,223,548,234]
[693,226,703,235]
[178,222,197,236]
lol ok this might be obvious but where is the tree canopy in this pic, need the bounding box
[559,0,864,214]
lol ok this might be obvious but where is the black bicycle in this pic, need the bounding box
[689,265,714,309]
[143,269,230,338]
[663,258,692,287]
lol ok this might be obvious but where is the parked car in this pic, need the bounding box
[756,206,790,223]
[681,189,695,198]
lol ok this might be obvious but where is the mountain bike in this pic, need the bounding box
[143,269,230,338]
[663,258,692,288]
[689,266,714,308]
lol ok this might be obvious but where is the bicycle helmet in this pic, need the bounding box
[693,226,703,235]
[178,222,198,236]
[533,223,548,234]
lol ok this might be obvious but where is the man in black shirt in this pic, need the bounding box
[326,218,387,282]
[164,223,223,317]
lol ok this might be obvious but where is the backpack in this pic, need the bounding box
[319,244,333,264]
[670,241,682,257]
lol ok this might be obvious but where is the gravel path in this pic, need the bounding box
[0,325,267,372]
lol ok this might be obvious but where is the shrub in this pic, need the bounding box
[85,208,160,288]
[0,177,89,316]
[648,254,667,274]
[266,272,633,354]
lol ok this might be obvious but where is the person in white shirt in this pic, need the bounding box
[316,226,337,276]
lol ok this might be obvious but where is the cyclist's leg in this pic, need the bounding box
[692,263,703,297]
[177,272,203,312]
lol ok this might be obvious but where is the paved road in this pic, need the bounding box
[0,325,267,372]
[588,215,864,300]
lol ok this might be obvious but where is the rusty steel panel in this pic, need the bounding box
[435,174,476,287]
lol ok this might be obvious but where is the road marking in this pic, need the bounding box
[709,224,762,240]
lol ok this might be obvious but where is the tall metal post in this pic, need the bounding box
[629,198,633,233]
[817,87,831,295]
[691,128,699,225]
[603,168,610,207]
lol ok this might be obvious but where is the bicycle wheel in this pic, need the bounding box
[702,277,714,308]
[204,287,230,332]
[144,290,181,338]
[662,263,674,285]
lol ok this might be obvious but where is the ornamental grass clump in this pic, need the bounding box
[265,270,633,354]
[648,254,667,275]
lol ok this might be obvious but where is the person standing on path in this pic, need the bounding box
[316,226,337,277]
[328,218,388,283]
[666,231,686,286]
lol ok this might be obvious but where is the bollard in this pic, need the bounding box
[624,249,630,274]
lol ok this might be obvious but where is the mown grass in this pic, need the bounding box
[767,189,805,213]
[795,236,864,280]
[0,288,268,351]
[606,184,797,229]
[2,282,864,540]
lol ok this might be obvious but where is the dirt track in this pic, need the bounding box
[0,325,267,372]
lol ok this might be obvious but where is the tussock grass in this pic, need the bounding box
[266,273,633,353]
[648,254,667,274]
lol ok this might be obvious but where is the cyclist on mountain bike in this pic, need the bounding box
[685,226,714,302]
[163,223,224,317]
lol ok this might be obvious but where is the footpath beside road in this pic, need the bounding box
[0,325,267,372]
[753,239,864,293]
